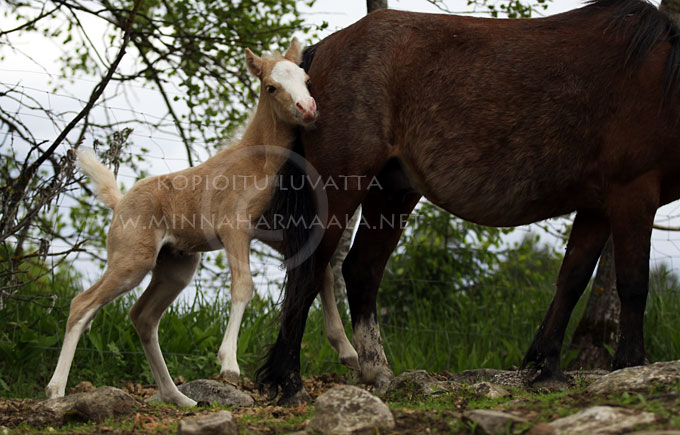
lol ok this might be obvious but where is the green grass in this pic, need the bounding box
[3,262,680,399]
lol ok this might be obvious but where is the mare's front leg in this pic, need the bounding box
[217,229,255,381]
[342,188,420,392]
[522,209,609,383]
[256,206,356,405]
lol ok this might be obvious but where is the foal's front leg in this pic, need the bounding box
[342,189,420,392]
[217,230,254,380]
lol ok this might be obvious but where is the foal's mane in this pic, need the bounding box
[586,0,680,102]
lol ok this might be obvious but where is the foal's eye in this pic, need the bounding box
[306,79,311,87]
[266,85,276,94]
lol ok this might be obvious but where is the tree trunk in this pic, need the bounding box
[567,239,620,370]
[367,0,388,13]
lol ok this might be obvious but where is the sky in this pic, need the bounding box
[3,0,679,301]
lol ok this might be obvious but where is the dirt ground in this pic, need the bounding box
[2,372,680,434]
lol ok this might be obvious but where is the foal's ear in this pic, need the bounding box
[283,37,302,65]
[245,48,263,78]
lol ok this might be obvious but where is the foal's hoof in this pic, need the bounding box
[45,384,65,399]
[146,392,197,408]
[278,388,311,407]
[219,370,240,384]
[341,353,361,371]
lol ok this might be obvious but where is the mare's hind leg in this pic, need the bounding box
[319,264,359,370]
[46,249,157,398]
[217,230,254,380]
[608,182,658,369]
[129,247,200,407]
[521,210,609,382]
[342,188,420,391]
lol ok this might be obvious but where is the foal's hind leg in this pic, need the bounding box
[342,188,420,391]
[319,264,359,370]
[521,210,609,382]
[129,248,200,407]
[217,230,254,380]
[46,251,156,398]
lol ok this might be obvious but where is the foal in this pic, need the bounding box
[45,39,357,407]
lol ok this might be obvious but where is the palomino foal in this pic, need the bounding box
[45,39,357,407]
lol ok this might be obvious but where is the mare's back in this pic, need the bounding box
[304,2,680,225]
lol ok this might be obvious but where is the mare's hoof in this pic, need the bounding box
[371,373,393,395]
[278,388,311,407]
[529,370,572,392]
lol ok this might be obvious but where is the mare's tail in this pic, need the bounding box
[76,149,123,209]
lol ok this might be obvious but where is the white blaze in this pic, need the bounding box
[270,60,312,105]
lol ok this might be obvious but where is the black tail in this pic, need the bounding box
[256,43,323,392]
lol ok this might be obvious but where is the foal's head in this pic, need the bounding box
[245,38,318,126]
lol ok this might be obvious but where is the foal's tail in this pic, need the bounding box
[76,149,123,209]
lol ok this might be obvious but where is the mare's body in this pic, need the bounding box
[258,0,680,403]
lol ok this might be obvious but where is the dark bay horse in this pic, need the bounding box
[259,0,680,404]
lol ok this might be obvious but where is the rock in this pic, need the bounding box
[587,361,680,394]
[470,382,510,399]
[28,387,138,426]
[278,388,312,407]
[548,406,657,434]
[526,422,557,435]
[565,369,609,385]
[307,385,395,434]
[488,370,535,388]
[178,411,238,435]
[450,369,508,385]
[463,409,528,435]
[385,370,459,398]
[629,432,680,435]
[69,381,95,394]
[147,380,253,408]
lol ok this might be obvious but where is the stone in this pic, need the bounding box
[178,410,238,435]
[450,369,509,385]
[463,409,529,435]
[488,370,535,388]
[69,381,95,394]
[565,369,610,385]
[587,361,680,395]
[385,370,459,398]
[470,382,510,399]
[307,385,395,434]
[628,432,680,435]
[278,388,312,407]
[548,406,657,434]
[526,422,557,435]
[147,380,254,408]
[28,387,138,426]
